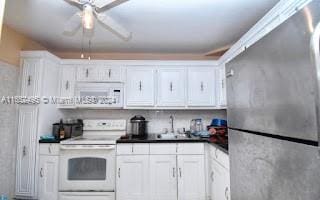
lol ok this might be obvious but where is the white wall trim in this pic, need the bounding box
[61,59,220,66]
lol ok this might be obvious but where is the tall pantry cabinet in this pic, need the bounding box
[15,51,61,199]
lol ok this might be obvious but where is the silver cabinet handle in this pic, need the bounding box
[170,82,173,92]
[210,171,214,182]
[139,81,142,91]
[108,69,111,78]
[131,145,134,153]
[226,69,234,78]
[222,79,225,89]
[179,168,182,178]
[86,69,89,77]
[118,168,120,178]
[48,145,52,154]
[173,168,175,178]
[22,146,27,156]
[215,148,218,159]
[225,187,229,200]
[200,82,204,91]
[40,168,44,178]
[27,75,31,86]
[65,81,69,90]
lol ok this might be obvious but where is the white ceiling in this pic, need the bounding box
[4,0,279,54]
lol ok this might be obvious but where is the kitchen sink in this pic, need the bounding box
[156,133,191,139]
[157,133,178,139]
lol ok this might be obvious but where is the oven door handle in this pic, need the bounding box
[60,145,115,150]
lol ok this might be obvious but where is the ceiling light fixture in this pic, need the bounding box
[82,4,94,30]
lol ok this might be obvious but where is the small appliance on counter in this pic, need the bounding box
[52,119,83,140]
[190,118,203,134]
[130,115,148,138]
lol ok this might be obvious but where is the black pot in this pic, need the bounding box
[130,115,148,138]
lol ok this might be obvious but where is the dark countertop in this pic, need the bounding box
[117,134,228,154]
[38,134,229,154]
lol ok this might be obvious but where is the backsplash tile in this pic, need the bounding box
[61,109,227,134]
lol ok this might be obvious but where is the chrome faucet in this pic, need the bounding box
[169,115,174,134]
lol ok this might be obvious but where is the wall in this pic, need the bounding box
[54,51,218,60]
[0,61,18,198]
[61,109,227,134]
[0,24,46,66]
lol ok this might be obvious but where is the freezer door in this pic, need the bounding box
[226,1,320,141]
[229,129,320,200]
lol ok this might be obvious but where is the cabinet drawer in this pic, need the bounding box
[177,143,204,155]
[39,144,60,156]
[117,144,149,155]
[150,143,177,154]
[209,145,229,169]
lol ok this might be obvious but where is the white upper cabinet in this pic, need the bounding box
[177,155,206,200]
[77,66,122,82]
[59,66,76,107]
[77,66,100,82]
[149,155,177,200]
[157,68,186,107]
[218,65,227,108]
[187,67,216,107]
[116,155,149,200]
[126,68,155,107]
[99,66,121,82]
[20,58,41,97]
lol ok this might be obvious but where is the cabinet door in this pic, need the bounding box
[116,155,149,200]
[149,155,177,200]
[188,67,216,106]
[21,58,41,97]
[15,106,39,198]
[218,65,227,108]
[126,68,155,106]
[100,66,121,82]
[38,155,59,200]
[158,68,186,107]
[211,160,230,200]
[177,155,206,200]
[77,66,99,82]
[59,66,76,107]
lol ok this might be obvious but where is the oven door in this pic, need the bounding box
[59,145,115,192]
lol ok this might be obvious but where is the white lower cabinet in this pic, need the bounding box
[116,155,149,200]
[38,155,59,200]
[177,155,206,200]
[207,145,230,200]
[116,143,206,200]
[38,144,59,200]
[149,155,177,200]
[210,160,230,200]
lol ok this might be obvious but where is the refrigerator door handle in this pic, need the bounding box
[310,21,320,152]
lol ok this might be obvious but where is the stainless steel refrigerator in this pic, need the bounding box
[226,1,320,199]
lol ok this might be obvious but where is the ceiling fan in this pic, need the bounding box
[64,0,131,41]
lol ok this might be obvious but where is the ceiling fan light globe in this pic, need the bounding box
[82,4,94,30]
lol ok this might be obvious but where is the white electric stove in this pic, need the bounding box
[59,119,126,200]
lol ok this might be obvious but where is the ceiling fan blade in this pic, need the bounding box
[96,13,132,41]
[63,11,82,34]
[64,0,83,5]
[94,0,128,9]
